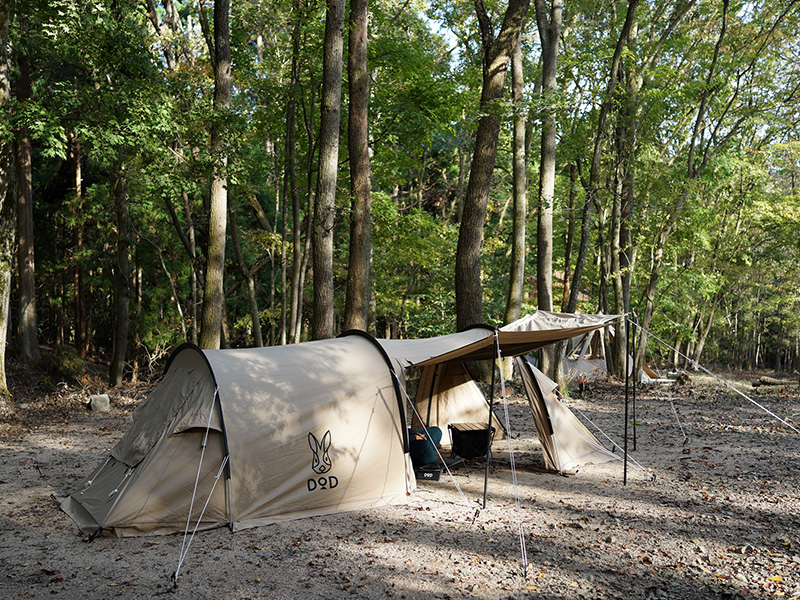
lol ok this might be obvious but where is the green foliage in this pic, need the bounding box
[371,192,458,337]
[9,0,800,381]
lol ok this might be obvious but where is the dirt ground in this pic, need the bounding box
[1,365,799,600]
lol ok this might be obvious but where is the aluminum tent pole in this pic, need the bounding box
[483,332,500,509]
[624,317,630,486]
[632,313,638,452]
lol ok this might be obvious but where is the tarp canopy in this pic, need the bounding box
[380,311,620,368]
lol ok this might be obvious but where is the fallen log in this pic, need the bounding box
[751,376,798,388]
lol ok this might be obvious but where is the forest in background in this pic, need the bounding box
[0,0,798,393]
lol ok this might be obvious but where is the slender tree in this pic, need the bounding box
[0,0,13,395]
[503,37,527,329]
[534,0,562,379]
[199,0,231,349]
[285,0,303,344]
[455,0,529,331]
[15,49,41,363]
[343,0,371,332]
[312,0,345,340]
[109,168,130,386]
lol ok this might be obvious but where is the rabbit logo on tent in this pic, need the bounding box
[307,431,338,491]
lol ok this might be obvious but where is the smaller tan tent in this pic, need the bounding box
[515,357,615,472]
[564,327,657,383]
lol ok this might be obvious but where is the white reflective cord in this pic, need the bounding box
[175,386,220,583]
[631,319,800,435]
[494,333,528,577]
[173,455,229,582]
[80,456,111,494]
[556,389,649,474]
[669,398,689,444]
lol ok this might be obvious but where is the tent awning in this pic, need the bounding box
[377,311,620,367]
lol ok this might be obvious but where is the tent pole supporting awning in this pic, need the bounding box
[632,314,638,452]
[624,319,630,486]
[483,334,499,509]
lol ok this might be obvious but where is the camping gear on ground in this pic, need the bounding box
[409,426,442,466]
[448,423,495,460]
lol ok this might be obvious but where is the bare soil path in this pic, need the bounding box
[1,369,798,599]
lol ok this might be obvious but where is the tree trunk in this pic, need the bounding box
[504,37,527,329]
[312,0,345,340]
[199,0,231,349]
[69,134,89,357]
[230,202,263,347]
[455,0,529,331]
[560,164,576,310]
[693,296,718,366]
[611,23,641,377]
[285,5,302,343]
[0,0,13,396]
[635,0,730,374]
[534,0,562,380]
[566,162,592,313]
[571,0,640,316]
[343,0,371,332]
[109,170,130,387]
[15,51,41,363]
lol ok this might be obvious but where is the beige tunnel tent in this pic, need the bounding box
[61,335,412,537]
[61,312,621,537]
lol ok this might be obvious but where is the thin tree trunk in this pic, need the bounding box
[199,0,231,349]
[182,191,199,344]
[635,0,729,374]
[610,133,626,375]
[611,24,641,377]
[571,0,640,315]
[0,0,13,395]
[286,4,302,344]
[693,296,718,366]
[230,202,263,346]
[15,51,41,363]
[287,1,305,344]
[504,37,527,328]
[312,0,345,340]
[343,0,371,332]
[561,164,576,310]
[109,169,130,387]
[69,134,89,358]
[534,0,562,380]
[455,0,529,331]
